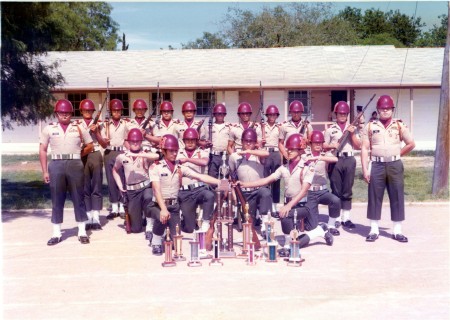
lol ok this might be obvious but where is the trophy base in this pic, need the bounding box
[220,250,236,258]
[173,255,187,262]
[187,260,202,267]
[246,260,257,266]
[237,251,248,259]
[265,258,278,263]
[286,258,305,267]
[209,258,223,266]
[162,261,176,267]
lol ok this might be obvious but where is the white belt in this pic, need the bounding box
[242,187,259,192]
[284,197,307,206]
[127,180,151,191]
[337,151,353,157]
[371,155,401,163]
[266,147,279,152]
[180,182,205,191]
[309,184,328,191]
[211,150,227,156]
[51,154,81,160]
[107,146,124,151]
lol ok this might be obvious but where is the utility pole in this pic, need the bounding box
[432,2,450,196]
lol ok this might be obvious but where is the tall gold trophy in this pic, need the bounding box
[287,209,305,267]
[238,203,251,258]
[173,224,186,262]
[162,227,176,267]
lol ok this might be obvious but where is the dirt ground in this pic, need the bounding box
[2,202,449,320]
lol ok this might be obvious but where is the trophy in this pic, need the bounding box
[162,227,176,267]
[173,224,186,262]
[188,233,202,267]
[287,210,305,267]
[266,230,278,263]
[220,191,236,257]
[238,203,251,258]
[246,241,257,266]
[264,214,275,243]
[209,232,223,266]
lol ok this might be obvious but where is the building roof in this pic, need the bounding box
[44,45,444,91]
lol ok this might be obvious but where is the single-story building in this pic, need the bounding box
[2,45,444,153]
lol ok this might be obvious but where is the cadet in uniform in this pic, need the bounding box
[238,133,333,256]
[175,100,207,149]
[262,105,282,203]
[112,128,159,234]
[229,128,271,235]
[177,128,215,233]
[278,100,313,161]
[150,101,179,143]
[206,103,231,179]
[40,99,94,245]
[78,99,103,231]
[147,134,221,255]
[96,99,132,220]
[227,102,262,154]
[361,95,415,242]
[323,101,360,229]
[128,99,159,151]
[303,131,341,236]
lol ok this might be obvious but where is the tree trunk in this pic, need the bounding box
[432,2,450,196]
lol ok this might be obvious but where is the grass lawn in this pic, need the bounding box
[1,153,448,210]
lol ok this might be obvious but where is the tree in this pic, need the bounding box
[416,14,448,47]
[182,32,229,49]
[1,2,120,130]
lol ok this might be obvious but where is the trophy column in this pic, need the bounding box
[162,227,176,267]
[173,224,186,262]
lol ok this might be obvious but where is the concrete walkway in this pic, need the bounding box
[2,203,449,320]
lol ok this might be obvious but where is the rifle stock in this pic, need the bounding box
[141,83,160,130]
[93,96,107,125]
[259,81,266,141]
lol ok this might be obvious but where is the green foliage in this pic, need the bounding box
[1,2,120,130]
[416,14,448,47]
[182,32,229,49]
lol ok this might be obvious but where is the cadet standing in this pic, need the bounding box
[323,101,360,229]
[175,100,207,149]
[262,105,282,203]
[361,95,415,242]
[40,99,94,245]
[207,103,231,179]
[150,101,179,142]
[227,102,262,154]
[147,134,220,255]
[96,99,131,220]
[78,99,103,231]
[278,100,313,161]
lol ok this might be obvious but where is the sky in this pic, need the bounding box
[110,1,448,50]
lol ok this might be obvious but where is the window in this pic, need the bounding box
[195,91,216,116]
[67,93,87,117]
[151,92,171,113]
[288,90,310,114]
[109,92,130,117]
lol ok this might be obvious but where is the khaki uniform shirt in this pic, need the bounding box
[115,153,151,185]
[175,119,207,149]
[263,123,281,148]
[302,151,331,186]
[177,148,209,185]
[279,120,313,142]
[78,119,101,151]
[211,122,231,152]
[269,161,314,199]
[40,121,93,154]
[229,122,262,150]
[100,118,132,147]
[324,123,354,153]
[149,160,196,199]
[361,119,412,157]
[229,152,264,182]
[151,119,179,138]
